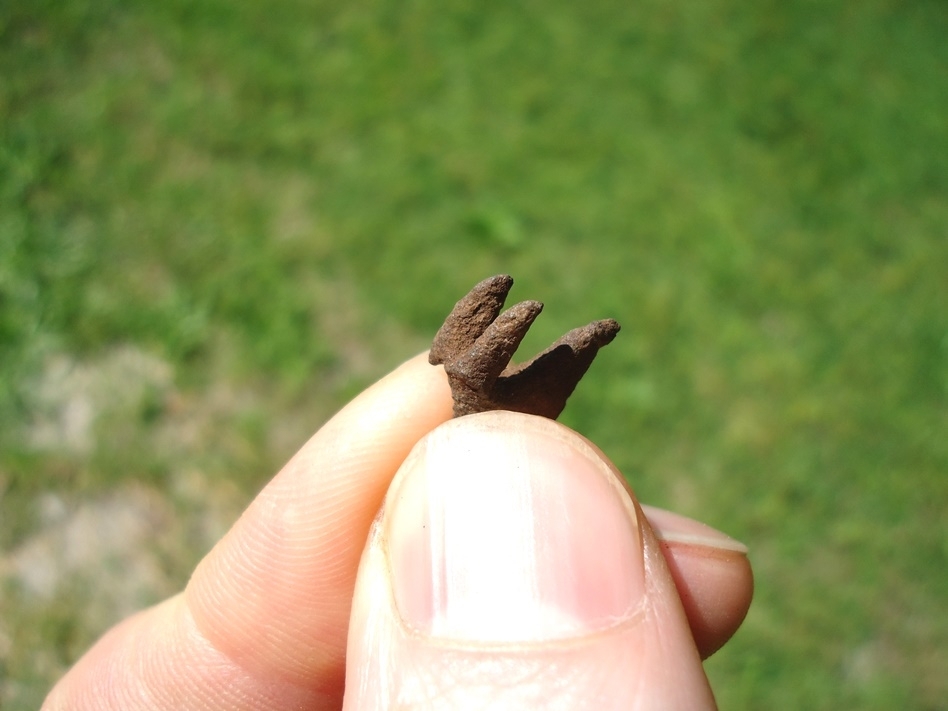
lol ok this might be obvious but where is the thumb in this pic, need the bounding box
[344,412,717,710]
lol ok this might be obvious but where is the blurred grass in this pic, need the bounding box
[2,0,947,707]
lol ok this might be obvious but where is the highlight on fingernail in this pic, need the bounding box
[384,413,645,643]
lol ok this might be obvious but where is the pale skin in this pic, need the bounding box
[43,353,753,710]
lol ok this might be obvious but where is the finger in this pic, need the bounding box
[642,505,753,659]
[44,353,454,711]
[344,412,738,710]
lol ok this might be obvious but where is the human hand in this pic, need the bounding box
[43,353,752,710]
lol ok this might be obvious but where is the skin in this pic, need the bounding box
[43,353,753,710]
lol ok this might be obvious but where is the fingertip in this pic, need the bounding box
[642,505,754,658]
[659,539,753,658]
[345,412,718,709]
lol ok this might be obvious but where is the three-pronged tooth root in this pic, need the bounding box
[429,275,620,419]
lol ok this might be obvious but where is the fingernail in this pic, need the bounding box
[641,504,748,554]
[385,412,644,643]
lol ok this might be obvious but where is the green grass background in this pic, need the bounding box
[2,0,947,707]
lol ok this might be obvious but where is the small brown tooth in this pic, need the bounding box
[430,276,620,420]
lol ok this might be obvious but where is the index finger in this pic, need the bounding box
[44,353,454,711]
[186,353,455,691]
